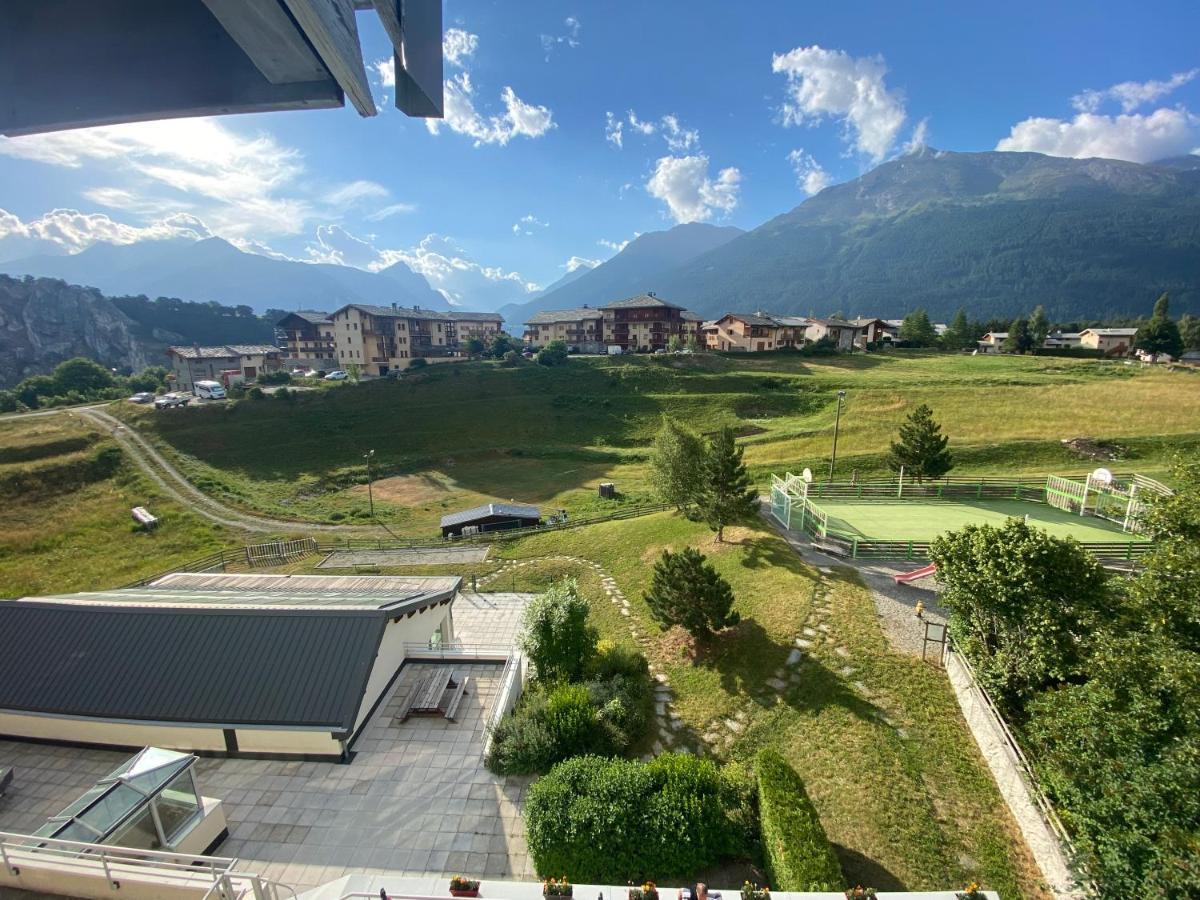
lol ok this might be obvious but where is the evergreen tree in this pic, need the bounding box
[940,308,973,351]
[1134,292,1183,358]
[1029,305,1051,348]
[644,547,740,642]
[898,308,937,347]
[650,417,705,511]
[886,403,953,482]
[695,427,758,541]
[1002,317,1034,353]
[1179,313,1200,351]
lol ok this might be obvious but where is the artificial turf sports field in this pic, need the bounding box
[814,498,1150,543]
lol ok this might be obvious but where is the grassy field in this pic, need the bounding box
[103,351,1200,535]
[0,413,245,597]
[816,497,1148,542]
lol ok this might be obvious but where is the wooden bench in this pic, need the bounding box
[443,676,471,722]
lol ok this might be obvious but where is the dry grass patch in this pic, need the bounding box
[354,472,454,505]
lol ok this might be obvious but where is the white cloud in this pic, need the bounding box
[564,256,599,272]
[771,45,907,163]
[306,224,383,269]
[902,118,931,155]
[598,237,632,253]
[443,29,479,67]
[0,118,309,237]
[324,180,389,208]
[541,17,582,60]
[1073,69,1199,113]
[613,110,699,152]
[372,57,395,88]
[605,111,624,148]
[512,214,548,236]
[787,149,832,195]
[365,202,417,221]
[0,206,211,261]
[428,72,555,147]
[996,107,1200,163]
[645,155,741,223]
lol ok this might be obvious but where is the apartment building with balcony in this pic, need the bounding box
[331,304,503,375]
[523,306,605,352]
[276,311,336,371]
[601,292,696,352]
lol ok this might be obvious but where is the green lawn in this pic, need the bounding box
[817,498,1149,543]
[100,351,1200,534]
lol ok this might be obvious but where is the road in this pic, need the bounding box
[74,406,383,535]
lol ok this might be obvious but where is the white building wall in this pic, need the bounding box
[352,603,453,733]
[0,710,228,753]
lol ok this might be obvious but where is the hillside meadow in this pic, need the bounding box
[107,351,1200,536]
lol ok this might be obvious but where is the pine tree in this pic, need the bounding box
[899,309,937,347]
[644,547,740,642]
[1134,292,1183,358]
[695,426,758,541]
[887,403,953,483]
[1002,317,1033,353]
[940,308,973,351]
[1029,305,1051,349]
[650,416,705,511]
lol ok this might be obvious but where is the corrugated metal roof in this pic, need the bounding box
[30,574,460,614]
[0,602,390,730]
[440,503,540,528]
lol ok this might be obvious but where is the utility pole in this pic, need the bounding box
[363,449,376,517]
[828,390,847,481]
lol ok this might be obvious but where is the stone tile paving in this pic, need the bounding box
[0,593,538,895]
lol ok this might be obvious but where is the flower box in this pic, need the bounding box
[450,877,480,897]
[543,878,573,898]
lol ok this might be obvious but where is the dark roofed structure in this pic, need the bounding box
[523,307,604,325]
[167,344,282,360]
[441,503,541,537]
[0,601,384,730]
[601,293,684,310]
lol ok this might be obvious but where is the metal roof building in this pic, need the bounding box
[440,503,541,537]
[0,574,461,759]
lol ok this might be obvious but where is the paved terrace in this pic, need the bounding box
[0,593,534,894]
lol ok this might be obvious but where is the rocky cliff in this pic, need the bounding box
[0,275,148,387]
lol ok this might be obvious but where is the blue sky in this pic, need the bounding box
[1,0,1198,310]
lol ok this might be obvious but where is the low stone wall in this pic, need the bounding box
[945,649,1082,899]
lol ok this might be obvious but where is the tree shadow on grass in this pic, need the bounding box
[738,534,817,574]
[835,844,908,891]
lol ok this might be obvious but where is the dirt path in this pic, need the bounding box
[77,407,382,535]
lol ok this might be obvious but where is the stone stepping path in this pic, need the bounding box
[479,554,684,754]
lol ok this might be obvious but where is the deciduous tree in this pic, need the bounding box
[53,357,114,395]
[650,416,705,511]
[644,547,740,642]
[1029,305,1051,348]
[519,578,597,682]
[696,426,758,541]
[886,403,953,482]
[536,340,569,366]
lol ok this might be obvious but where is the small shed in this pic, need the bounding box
[441,503,541,537]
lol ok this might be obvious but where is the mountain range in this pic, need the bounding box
[3,149,1199,326]
[1,236,448,314]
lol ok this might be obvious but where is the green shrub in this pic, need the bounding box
[756,749,842,891]
[256,370,292,385]
[408,357,428,369]
[525,754,754,882]
[519,578,597,682]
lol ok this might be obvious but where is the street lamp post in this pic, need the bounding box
[828,390,847,481]
[363,449,376,517]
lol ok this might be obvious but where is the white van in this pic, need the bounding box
[194,380,227,400]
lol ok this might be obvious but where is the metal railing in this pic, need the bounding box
[0,829,238,891]
[403,641,512,661]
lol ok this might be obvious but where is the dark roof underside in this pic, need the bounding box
[0,603,387,730]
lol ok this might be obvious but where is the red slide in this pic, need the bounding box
[893,563,937,584]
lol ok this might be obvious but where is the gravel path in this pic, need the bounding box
[78,407,383,536]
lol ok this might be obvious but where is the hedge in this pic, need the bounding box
[756,749,842,891]
[524,754,755,883]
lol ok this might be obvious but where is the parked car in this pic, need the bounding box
[127,392,154,404]
[324,370,348,381]
[154,392,191,409]
[193,380,227,400]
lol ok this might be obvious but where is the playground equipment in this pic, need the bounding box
[894,563,937,584]
[1046,468,1172,533]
